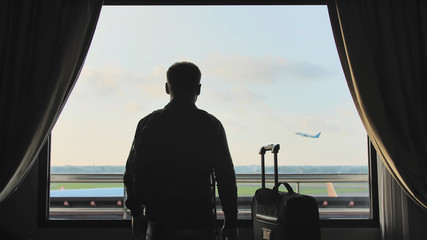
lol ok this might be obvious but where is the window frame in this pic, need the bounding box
[38,138,379,228]
[37,0,379,229]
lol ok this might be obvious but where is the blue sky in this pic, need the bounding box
[51,6,368,167]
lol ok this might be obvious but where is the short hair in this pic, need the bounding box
[166,62,201,94]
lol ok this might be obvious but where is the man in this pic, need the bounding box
[124,62,238,240]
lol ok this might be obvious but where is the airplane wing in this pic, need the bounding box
[295,132,321,138]
[295,132,307,137]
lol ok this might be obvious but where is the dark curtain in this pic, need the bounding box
[378,159,411,239]
[0,0,103,202]
[328,0,427,209]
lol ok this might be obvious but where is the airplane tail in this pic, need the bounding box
[326,182,337,197]
[315,132,321,138]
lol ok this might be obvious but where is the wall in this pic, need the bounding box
[0,158,381,240]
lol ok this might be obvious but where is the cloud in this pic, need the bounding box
[79,65,138,95]
[202,85,265,107]
[75,64,169,117]
[78,64,168,99]
[138,66,168,98]
[124,101,144,113]
[201,54,332,85]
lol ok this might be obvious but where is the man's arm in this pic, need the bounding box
[212,122,238,238]
[124,119,147,217]
[124,120,148,239]
[124,111,162,217]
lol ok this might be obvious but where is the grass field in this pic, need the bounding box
[50,182,368,196]
[50,183,123,190]
[232,183,368,196]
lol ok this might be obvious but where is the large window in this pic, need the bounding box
[44,5,375,225]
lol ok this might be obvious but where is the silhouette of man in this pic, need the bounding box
[124,62,238,240]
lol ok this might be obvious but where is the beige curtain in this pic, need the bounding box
[327,0,427,209]
[0,0,103,202]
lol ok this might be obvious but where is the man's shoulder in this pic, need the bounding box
[194,108,221,124]
[137,109,164,126]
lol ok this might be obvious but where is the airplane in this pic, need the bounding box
[295,132,321,138]
[326,182,338,197]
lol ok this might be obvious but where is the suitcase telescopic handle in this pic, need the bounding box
[259,144,280,188]
[259,144,280,154]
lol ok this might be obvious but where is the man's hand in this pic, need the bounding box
[132,214,147,239]
[221,226,239,240]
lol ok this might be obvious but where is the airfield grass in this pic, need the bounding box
[50,183,123,190]
[50,182,368,196]
[236,183,368,196]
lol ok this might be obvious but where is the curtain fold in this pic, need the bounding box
[378,156,410,240]
[327,0,427,209]
[0,0,103,202]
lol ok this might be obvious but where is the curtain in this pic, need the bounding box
[378,154,427,240]
[0,0,103,202]
[327,0,427,209]
[378,156,410,239]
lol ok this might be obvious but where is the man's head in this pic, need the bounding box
[166,62,201,101]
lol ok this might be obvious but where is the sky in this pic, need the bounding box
[51,6,368,167]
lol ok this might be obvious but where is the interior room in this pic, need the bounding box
[1,0,427,240]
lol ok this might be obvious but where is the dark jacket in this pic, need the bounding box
[124,100,238,229]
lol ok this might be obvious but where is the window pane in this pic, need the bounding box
[49,6,369,221]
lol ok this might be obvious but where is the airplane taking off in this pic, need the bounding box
[295,132,321,138]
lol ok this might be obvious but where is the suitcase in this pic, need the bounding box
[251,144,321,240]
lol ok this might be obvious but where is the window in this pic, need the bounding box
[40,5,378,227]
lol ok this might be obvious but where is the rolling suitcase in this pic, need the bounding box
[251,144,321,240]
